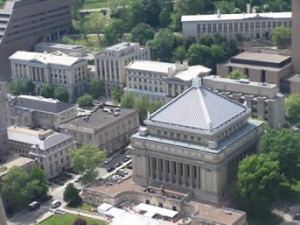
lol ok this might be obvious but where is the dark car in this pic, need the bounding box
[28,201,40,210]
[107,166,115,173]
[116,170,125,177]
[294,212,300,220]
[122,156,131,162]
[115,162,122,168]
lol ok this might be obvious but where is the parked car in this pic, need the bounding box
[28,201,40,210]
[294,212,300,220]
[115,162,122,168]
[107,166,115,173]
[122,155,131,162]
[104,157,113,164]
[51,200,62,208]
[74,175,81,182]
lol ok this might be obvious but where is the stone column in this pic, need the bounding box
[176,162,180,185]
[149,157,153,179]
[157,159,162,181]
[183,164,187,187]
[196,167,201,189]
[169,161,174,183]
[163,160,168,182]
[190,165,194,188]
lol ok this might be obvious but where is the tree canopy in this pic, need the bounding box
[1,165,48,213]
[90,79,104,99]
[228,70,247,80]
[54,86,69,102]
[272,26,292,49]
[63,183,82,207]
[40,83,54,99]
[285,93,300,125]
[148,29,176,62]
[237,153,285,212]
[69,145,106,184]
[131,23,155,45]
[77,94,93,107]
[260,128,300,182]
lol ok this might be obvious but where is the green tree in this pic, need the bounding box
[209,44,226,67]
[272,26,292,49]
[120,92,135,108]
[148,29,176,62]
[172,45,186,63]
[149,101,162,113]
[186,44,210,66]
[25,80,35,94]
[54,86,69,102]
[285,93,300,124]
[142,0,161,27]
[237,153,285,212]
[128,0,146,28]
[1,166,30,212]
[69,145,106,185]
[63,183,82,207]
[159,5,171,28]
[134,95,149,123]
[77,94,93,107]
[227,70,247,80]
[177,0,205,14]
[104,19,125,45]
[10,80,24,95]
[131,23,155,45]
[260,128,300,182]
[111,86,123,103]
[40,83,54,98]
[90,79,104,99]
[198,34,215,46]
[84,12,106,41]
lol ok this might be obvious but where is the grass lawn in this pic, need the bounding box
[83,0,108,9]
[79,203,96,212]
[60,34,104,52]
[248,211,283,225]
[38,213,107,225]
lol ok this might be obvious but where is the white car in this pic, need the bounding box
[51,200,61,208]
[74,175,81,182]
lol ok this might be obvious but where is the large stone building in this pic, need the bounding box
[292,0,300,74]
[131,79,264,203]
[217,51,292,88]
[0,0,72,81]
[202,75,285,129]
[0,83,9,161]
[7,126,74,179]
[94,42,150,97]
[182,11,291,40]
[9,95,77,130]
[124,61,211,103]
[60,105,139,155]
[9,51,90,101]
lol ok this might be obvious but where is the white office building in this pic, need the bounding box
[9,51,90,102]
[124,61,211,103]
[95,42,150,97]
[182,12,291,40]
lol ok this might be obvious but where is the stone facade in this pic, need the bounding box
[292,0,300,73]
[9,51,90,102]
[95,42,150,97]
[0,83,9,161]
[0,196,7,225]
[131,80,264,203]
[60,106,139,155]
[182,12,291,40]
[124,61,211,103]
[7,126,74,179]
[9,95,77,130]
[0,0,72,80]
[203,76,285,128]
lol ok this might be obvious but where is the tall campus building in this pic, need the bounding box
[0,82,9,161]
[0,0,72,81]
[292,0,300,73]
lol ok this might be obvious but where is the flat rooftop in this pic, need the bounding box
[35,42,85,50]
[181,12,291,22]
[60,106,137,133]
[0,155,34,177]
[105,42,140,51]
[9,51,85,66]
[231,51,291,64]
[7,126,72,151]
[126,61,211,81]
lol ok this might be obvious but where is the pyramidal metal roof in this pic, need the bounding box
[148,78,248,131]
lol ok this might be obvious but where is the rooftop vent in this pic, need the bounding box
[239,79,250,84]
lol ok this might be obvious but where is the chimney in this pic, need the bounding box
[246,3,251,14]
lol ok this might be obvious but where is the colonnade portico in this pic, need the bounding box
[148,157,202,190]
